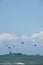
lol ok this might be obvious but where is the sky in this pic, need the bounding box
[0,0,43,55]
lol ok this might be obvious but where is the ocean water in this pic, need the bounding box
[0,54,43,65]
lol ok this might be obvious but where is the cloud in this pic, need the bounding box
[31,31,43,39]
[0,33,29,42]
[0,31,43,46]
[30,30,43,45]
[0,33,18,42]
[20,35,29,41]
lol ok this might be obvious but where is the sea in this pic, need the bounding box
[0,54,43,65]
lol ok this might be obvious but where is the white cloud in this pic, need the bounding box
[20,35,29,41]
[30,30,43,45]
[0,33,18,42]
[0,33,29,42]
[0,31,43,46]
[31,31,43,39]
[31,39,36,43]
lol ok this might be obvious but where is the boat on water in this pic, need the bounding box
[9,52,22,56]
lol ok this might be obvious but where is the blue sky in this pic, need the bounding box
[0,0,43,55]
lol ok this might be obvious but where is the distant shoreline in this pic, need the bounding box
[0,53,43,56]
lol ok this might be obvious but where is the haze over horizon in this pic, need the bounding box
[0,0,43,55]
